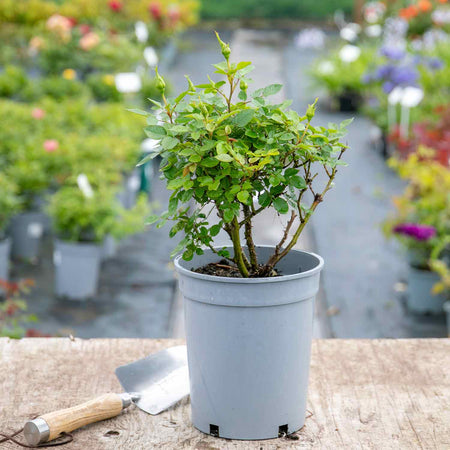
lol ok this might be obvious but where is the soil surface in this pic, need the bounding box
[193,259,280,278]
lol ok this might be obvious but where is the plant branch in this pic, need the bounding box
[243,204,258,271]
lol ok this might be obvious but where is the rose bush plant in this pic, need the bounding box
[136,34,351,277]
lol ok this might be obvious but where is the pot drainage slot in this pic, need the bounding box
[278,424,289,437]
[209,424,219,437]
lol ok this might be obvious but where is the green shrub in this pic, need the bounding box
[0,173,21,237]
[138,34,350,277]
[0,65,27,98]
[201,0,353,20]
[47,184,149,243]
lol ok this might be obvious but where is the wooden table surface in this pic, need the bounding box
[0,338,449,449]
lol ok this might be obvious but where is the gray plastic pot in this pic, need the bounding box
[407,266,446,314]
[9,212,45,260]
[0,238,11,283]
[175,246,323,440]
[101,234,117,261]
[54,240,101,301]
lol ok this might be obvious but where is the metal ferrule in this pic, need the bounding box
[23,417,50,446]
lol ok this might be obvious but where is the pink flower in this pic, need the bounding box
[79,32,100,51]
[32,108,45,120]
[78,24,91,35]
[43,140,59,153]
[168,5,181,23]
[393,223,437,241]
[109,0,123,12]
[149,1,163,20]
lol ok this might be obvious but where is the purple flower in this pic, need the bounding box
[427,57,444,70]
[391,66,419,86]
[375,64,394,80]
[393,223,437,241]
[382,81,395,93]
[380,45,406,61]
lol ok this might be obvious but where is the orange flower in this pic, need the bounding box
[399,5,419,19]
[418,0,432,12]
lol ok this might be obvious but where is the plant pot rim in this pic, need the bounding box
[174,245,324,284]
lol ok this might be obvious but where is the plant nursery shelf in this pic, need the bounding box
[0,338,448,449]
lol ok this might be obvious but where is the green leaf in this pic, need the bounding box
[137,152,159,166]
[167,178,185,190]
[146,214,160,224]
[145,125,166,136]
[127,108,149,116]
[238,90,248,101]
[290,175,307,189]
[216,154,234,162]
[258,192,271,207]
[340,118,354,129]
[263,84,283,96]
[223,209,234,223]
[161,136,179,150]
[210,224,222,236]
[233,110,255,127]
[236,61,252,70]
[216,141,230,155]
[201,157,220,167]
[273,197,289,214]
[237,191,250,203]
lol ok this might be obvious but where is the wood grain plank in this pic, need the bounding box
[0,338,449,449]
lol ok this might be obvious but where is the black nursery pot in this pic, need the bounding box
[338,91,362,112]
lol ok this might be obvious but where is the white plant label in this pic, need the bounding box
[28,223,43,238]
[53,250,61,266]
[77,174,94,198]
[127,174,140,191]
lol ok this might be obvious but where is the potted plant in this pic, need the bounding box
[383,148,450,314]
[47,182,148,300]
[136,34,351,440]
[0,174,21,284]
[7,156,50,261]
[310,44,375,112]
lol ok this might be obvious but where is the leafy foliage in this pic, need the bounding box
[135,34,351,277]
[383,147,450,271]
[0,279,38,339]
[0,173,21,235]
[47,184,150,243]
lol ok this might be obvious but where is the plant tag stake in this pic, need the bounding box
[27,223,43,238]
[77,174,94,199]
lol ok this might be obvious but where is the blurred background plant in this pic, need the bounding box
[0,279,44,338]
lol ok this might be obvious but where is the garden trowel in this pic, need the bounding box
[23,345,189,446]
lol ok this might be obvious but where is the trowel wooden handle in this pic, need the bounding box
[24,393,133,446]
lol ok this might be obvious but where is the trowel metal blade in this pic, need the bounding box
[115,345,189,415]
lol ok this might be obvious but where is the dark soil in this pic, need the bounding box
[193,259,280,278]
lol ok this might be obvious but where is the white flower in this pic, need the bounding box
[363,2,386,24]
[135,21,148,43]
[401,87,424,108]
[115,73,142,93]
[144,47,158,67]
[388,86,404,105]
[365,24,382,38]
[340,23,361,42]
[339,45,361,63]
[317,61,335,75]
[295,28,326,49]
